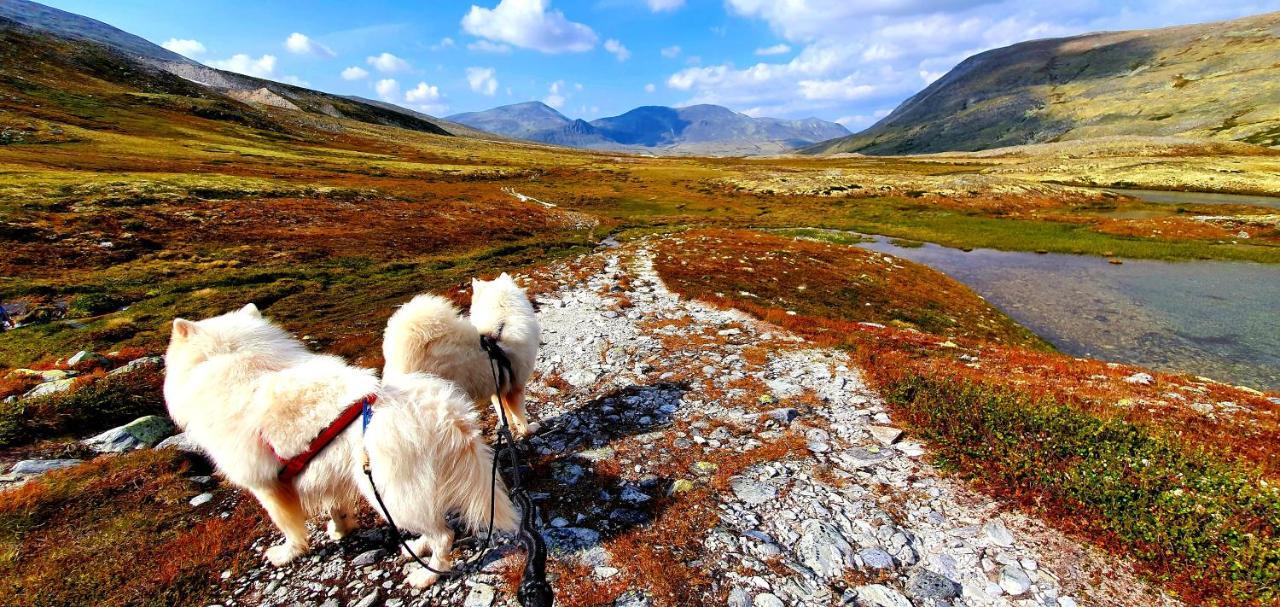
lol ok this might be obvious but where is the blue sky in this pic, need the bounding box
[41,0,1280,128]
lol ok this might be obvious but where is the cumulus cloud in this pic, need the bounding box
[647,0,685,12]
[284,32,335,58]
[660,45,681,59]
[543,80,567,108]
[466,67,499,95]
[644,83,656,93]
[462,0,598,53]
[208,54,277,78]
[375,78,400,101]
[755,43,790,56]
[405,81,441,103]
[433,37,456,50]
[162,38,205,58]
[604,39,631,61]
[341,66,369,80]
[669,0,1267,122]
[366,52,411,73]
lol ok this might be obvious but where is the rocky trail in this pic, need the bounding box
[92,241,1179,607]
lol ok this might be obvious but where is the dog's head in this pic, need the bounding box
[470,272,534,341]
[165,303,299,380]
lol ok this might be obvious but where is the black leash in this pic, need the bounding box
[359,335,553,607]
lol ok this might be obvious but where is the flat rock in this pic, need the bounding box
[84,415,175,453]
[983,519,1015,548]
[352,591,380,607]
[463,583,495,607]
[108,356,164,376]
[156,432,204,453]
[543,527,601,560]
[752,593,784,607]
[729,477,777,505]
[11,458,81,476]
[857,548,895,570]
[24,378,75,399]
[190,492,214,507]
[352,549,385,568]
[856,584,912,607]
[998,565,1032,596]
[868,425,903,445]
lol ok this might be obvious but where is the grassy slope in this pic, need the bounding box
[652,229,1280,606]
[807,12,1280,155]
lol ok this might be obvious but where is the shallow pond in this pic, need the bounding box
[856,236,1280,390]
[1092,187,1280,209]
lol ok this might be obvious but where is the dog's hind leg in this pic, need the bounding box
[255,483,310,566]
[406,520,454,588]
[326,504,356,541]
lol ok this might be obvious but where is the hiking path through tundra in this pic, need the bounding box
[219,239,1178,607]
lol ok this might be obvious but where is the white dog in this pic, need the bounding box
[382,273,541,437]
[164,304,516,587]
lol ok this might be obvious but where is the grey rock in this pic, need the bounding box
[190,492,214,507]
[352,591,380,607]
[24,378,75,399]
[1123,372,1154,386]
[856,584,912,607]
[727,587,752,607]
[766,408,798,424]
[998,565,1032,596]
[729,477,777,505]
[84,415,175,453]
[543,527,601,559]
[752,593,784,607]
[463,583,495,607]
[906,568,959,600]
[156,432,204,453]
[352,549,385,567]
[857,548,895,570]
[68,350,110,367]
[11,458,82,476]
[795,520,854,577]
[983,519,1015,548]
[614,590,650,607]
[108,356,164,376]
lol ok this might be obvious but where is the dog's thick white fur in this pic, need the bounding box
[164,304,516,587]
[382,273,541,437]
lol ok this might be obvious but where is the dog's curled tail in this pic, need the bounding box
[382,294,472,377]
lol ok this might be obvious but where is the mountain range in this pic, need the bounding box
[448,102,850,155]
[804,11,1280,155]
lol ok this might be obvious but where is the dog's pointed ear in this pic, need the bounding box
[499,272,512,281]
[471,278,481,290]
[239,303,261,317]
[172,318,199,339]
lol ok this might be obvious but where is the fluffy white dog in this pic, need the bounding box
[164,303,516,587]
[382,273,541,437]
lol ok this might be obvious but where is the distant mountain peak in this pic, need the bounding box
[450,102,849,156]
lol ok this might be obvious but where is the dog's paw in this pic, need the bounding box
[407,568,440,588]
[265,543,303,567]
[326,519,350,541]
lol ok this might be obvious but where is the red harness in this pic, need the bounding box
[266,393,378,483]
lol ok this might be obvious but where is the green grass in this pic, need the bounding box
[886,375,1280,605]
[0,365,164,448]
[820,198,1280,262]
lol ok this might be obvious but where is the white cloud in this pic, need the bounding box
[543,80,567,108]
[341,66,369,80]
[644,83,656,93]
[405,81,441,103]
[375,78,400,101]
[466,67,499,95]
[162,38,205,58]
[468,40,513,54]
[432,37,456,50]
[462,0,598,53]
[208,54,277,78]
[755,43,791,56]
[284,32,335,58]
[604,39,631,62]
[660,45,681,59]
[366,52,411,73]
[647,0,685,12]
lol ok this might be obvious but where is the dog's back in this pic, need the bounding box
[383,294,494,400]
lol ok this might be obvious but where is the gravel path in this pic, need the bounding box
[216,241,1179,607]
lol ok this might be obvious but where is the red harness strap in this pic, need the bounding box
[270,393,378,483]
